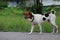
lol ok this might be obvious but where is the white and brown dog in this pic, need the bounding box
[23,10,58,34]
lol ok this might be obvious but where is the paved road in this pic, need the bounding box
[0,32,60,40]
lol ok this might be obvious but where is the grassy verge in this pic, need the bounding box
[0,15,60,33]
[0,7,60,33]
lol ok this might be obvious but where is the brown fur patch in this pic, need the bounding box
[24,12,31,17]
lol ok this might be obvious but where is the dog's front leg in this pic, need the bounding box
[28,25,34,34]
[38,23,42,34]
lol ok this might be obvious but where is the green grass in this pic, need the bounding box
[0,15,31,32]
[0,7,60,33]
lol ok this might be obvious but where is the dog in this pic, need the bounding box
[23,10,58,34]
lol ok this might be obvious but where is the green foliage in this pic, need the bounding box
[30,2,43,14]
[18,2,26,10]
[43,5,60,13]
[0,7,24,15]
[43,5,60,16]
[0,1,7,9]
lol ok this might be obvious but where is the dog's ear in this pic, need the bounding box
[23,12,28,16]
[28,12,33,19]
[29,12,33,17]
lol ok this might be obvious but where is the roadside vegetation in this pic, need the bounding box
[0,6,60,33]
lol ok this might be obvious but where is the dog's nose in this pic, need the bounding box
[24,17,27,19]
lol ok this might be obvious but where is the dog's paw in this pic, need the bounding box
[38,32,43,35]
[56,32,59,34]
[51,32,55,35]
[52,32,54,34]
[28,32,32,35]
[56,31,58,34]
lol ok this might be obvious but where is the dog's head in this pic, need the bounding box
[23,11,33,19]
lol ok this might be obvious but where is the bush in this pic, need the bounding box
[43,5,60,15]
[43,5,59,12]
[0,7,24,16]
[30,2,43,14]
[17,2,26,10]
[0,1,7,9]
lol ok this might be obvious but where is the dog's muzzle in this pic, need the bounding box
[24,17,30,19]
[24,17,27,19]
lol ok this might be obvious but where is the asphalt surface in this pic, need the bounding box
[0,32,60,40]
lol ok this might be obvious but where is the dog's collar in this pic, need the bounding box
[31,16,34,22]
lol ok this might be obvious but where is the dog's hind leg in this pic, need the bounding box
[50,21,58,33]
[51,25,55,33]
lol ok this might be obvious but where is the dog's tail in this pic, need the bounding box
[51,9,56,14]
